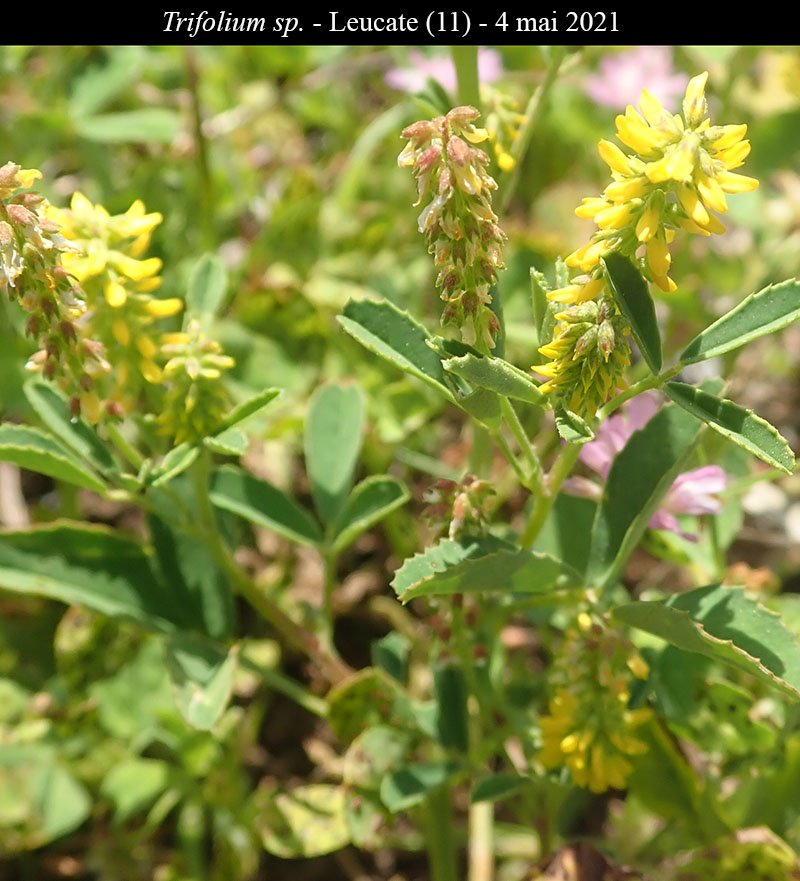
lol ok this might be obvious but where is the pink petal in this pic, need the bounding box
[665,466,727,516]
[562,476,603,501]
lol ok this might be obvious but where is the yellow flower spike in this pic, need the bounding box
[104,280,127,308]
[695,172,728,214]
[145,297,183,318]
[683,71,709,128]
[598,139,633,175]
[717,170,759,193]
[112,319,131,347]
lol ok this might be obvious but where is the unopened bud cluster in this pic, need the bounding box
[398,106,505,350]
[537,297,631,417]
[159,320,235,444]
[423,474,495,540]
[0,162,109,416]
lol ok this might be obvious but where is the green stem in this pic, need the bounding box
[469,800,494,881]
[519,441,583,549]
[321,548,338,654]
[238,655,328,718]
[189,452,352,684]
[105,422,145,470]
[452,46,481,110]
[498,48,566,214]
[424,784,460,881]
[184,48,215,250]
[596,364,682,421]
[500,397,543,492]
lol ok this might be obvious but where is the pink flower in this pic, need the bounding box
[385,48,503,95]
[584,47,689,111]
[564,393,727,540]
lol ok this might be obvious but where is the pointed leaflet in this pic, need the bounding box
[380,761,460,813]
[304,381,365,525]
[555,407,594,444]
[665,381,795,473]
[0,523,183,631]
[681,278,800,364]
[331,475,409,554]
[392,538,579,603]
[588,403,703,588]
[0,425,106,493]
[164,633,238,730]
[23,380,117,476]
[442,353,546,405]
[615,584,800,701]
[149,511,234,639]
[185,253,228,325]
[209,465,322,547]
[217,388,280,431]
[603,253,662,373]
[337,299,454,400]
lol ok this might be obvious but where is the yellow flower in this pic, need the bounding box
[538,619,651,793]
[49,193,181,411]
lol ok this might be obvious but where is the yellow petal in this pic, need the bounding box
[696,172,728,214]
[717,170,759,193]
[575,197,608,220]
[603,176,649,202]
[683,71,709,128]
[646,236,671,278]
[677,186,710,227]
[105,280,128,308]
[140,360,163,383]
[112,318,131,346]
[145,297,183,317]
[598,139,633,175]
[17,168,42,188]
[635,203,661,242]
[113,254,162,281]
[715,139,751,169]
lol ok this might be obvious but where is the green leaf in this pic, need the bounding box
[186,253,228,325]
[68,46,144,117]
[391,537,514,598]
[534,494,597,578]
[380,761,459,813]
[555,407,594,444]
[371,632,410,684]
[442,353,546,405]
[331,475,409,554]
[149,443,199,488]
[392,540,579,603]
[0,424,106,492]
[100,758,170,824]
[164,634,238,730]
[304,382,365,525]
[149,513,233,639]
[209,465,322,547]
[603,253,662,373]
[328,668,416,744]
[470,774,527,804]
[343,726,411,789]
[588,403,703,587]
[616,584,800,700]
[75,108,180,143]
[338,299,454,400]
[23,380,117,475]
[681,278,800,364]
[665,382,795,474]
[433,661,469,753]
[0,744,91,852]
[203,427,248,457]
[530,267,550,338]
[456,387,502,430]
[217,388,281,431]
[0,523,182,631]
[256,784,350,858]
